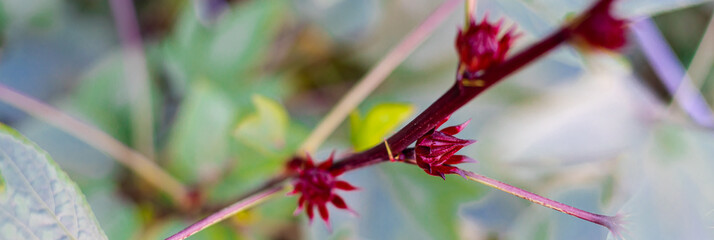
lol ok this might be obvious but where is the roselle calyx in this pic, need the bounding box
[415,117,476,179]
[456,16,518,73]
[287,152,357,230]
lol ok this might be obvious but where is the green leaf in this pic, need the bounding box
[208,99,306,203]
[350,103,414,151]
[1,0,60,28]
[85,187,142,240]
[69,52,162,145]
[233,95,289,154]
[0,124,107,239]
[164,0,287,89]
[379,164,486,240]
[166,81,236,183]
[69,53,132,143]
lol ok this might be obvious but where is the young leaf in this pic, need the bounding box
[350,103,414,151]
[233,95,289,151]
[0,124,107,239]
[207,95,300,203]
[164,0,287,89]
[70,53,139,144]
[209,122,308,203]
[233,94,289,154]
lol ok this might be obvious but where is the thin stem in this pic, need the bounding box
[461,170,621,234]
[391,156,621,233]
[109,0,156,157]
[165,186,284,240]
[204,173,294,213]
[631,18,714,128]
[465,0,476,27]
[298,0,462,154]
[0,84,190,207]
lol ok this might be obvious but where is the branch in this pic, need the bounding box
[109,0,157,157]
[460,170,622,235]
[0,84,190,207]
[298,0,462,154]
[330,0,621,173]
[165,186,284,240]
[331,27,571,173]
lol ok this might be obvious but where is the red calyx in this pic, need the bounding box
[572,0,627,50]
[288,152,358,230]
[415,116,477,179]
[456,16,518,73]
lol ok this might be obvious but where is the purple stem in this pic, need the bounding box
[461,170,622,234]
[631,18,714,128]
[393,154,621,234]
[165,186,283,240]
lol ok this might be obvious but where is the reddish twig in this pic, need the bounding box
[0,84,190,207]
[166,186,284,240]
[330,28,571,173]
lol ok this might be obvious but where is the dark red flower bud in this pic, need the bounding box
[456,16,518,73]
[572,0,627,50]
[288,152,357,230]
[415,117,476,179]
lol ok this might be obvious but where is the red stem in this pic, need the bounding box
[331,28,571,173]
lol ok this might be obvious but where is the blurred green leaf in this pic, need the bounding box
[379,164,486,240]
[0,124,107,239]
[85,187,142,240]
[207,93,305,203]
[166,80,236,183]
[70,53,132,143]
[163,0,287,89]
[0,2,6,36]
[613,123,714,240]
[350,103,414,151]
[234,95,289,154]
[69,52,162,145]
[1,0,59,28]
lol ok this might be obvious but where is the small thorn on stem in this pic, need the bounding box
[385,139,396,162]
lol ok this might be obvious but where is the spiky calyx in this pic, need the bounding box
[456,17,518,73]
[415,117,476,179]
[288,153,357,230]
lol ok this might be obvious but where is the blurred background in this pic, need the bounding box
[0,0,713,239]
